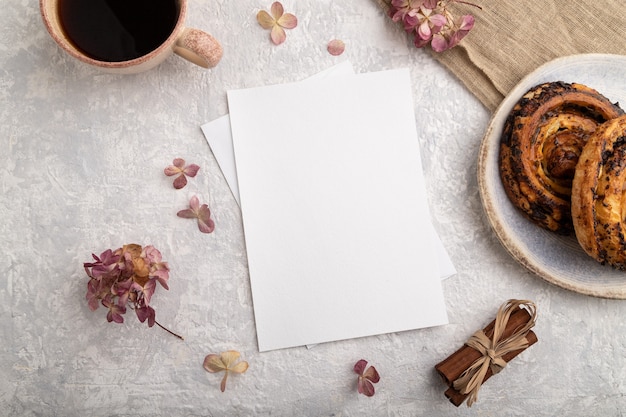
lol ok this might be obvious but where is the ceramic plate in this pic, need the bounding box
[478,54,626,299]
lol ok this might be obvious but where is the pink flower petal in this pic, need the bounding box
[173,158,185,168]
[270,25,287,45]
[327,39,345,56]
[189,195,200,211]
[278,13,298,29]
[164,165,182,176]
[135,305,155,327]
[183,164,200,177]
[358,378,376,397]
[176,208,197,219]
[197,204,215,233]
[354,359,368,375]
[418,21,432,40]
[458,14,475,31]
[142,279,157,305]
[430,13,447,27]
[363,365,380,383]
[220,373,229,393]
[197,217,215,234]
[270,1,284,20]
[257,10,275,29]
[172,174,187,189]
[430,33,449,52]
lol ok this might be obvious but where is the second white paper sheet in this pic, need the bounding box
[228,68,448,352]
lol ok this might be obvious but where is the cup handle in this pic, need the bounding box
[174,28,223,68]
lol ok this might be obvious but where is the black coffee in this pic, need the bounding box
[58,0,179,62]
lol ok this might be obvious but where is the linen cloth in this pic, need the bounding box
[378,1,626,112]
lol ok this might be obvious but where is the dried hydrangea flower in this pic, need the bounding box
[354,359,380,397]
[327,39,345,56]
[257,1,298,45]
[203,350,249,392]
[83,244,183,339]
[387,0,480,52]
[177,195,215,233]
[164,158,200,189]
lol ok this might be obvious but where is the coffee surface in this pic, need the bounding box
[59,0,178,62]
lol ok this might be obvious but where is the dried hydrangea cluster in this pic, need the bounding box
[84,244,181,338]
[387,0,480,52]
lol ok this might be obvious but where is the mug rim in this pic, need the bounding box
[39,0,188,70]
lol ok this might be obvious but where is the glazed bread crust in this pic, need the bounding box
[572,115,626,269]
[499,81,624,234]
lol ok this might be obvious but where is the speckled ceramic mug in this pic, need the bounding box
[40,0,223,74]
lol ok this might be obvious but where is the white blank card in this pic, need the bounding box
[227,68,448,351]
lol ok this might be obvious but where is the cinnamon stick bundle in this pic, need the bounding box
[435,301,538,407]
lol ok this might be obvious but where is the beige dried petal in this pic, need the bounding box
[220,350,241,368]
[203,350,249,392]
[327,39,345,56]
[230,361,249,374]
[257,10,275,29]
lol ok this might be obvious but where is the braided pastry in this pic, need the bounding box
[572,115,626,269]
[499,82,624,234]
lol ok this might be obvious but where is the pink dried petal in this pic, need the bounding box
[430,33,449,52]
[220,373,229,392]
[270,25,287,45]
[139,279,157,305]
[164,165,182,176]
[86,280,101,311]
[270,1,284,20]
[418,20,432,40]
[176,208,197,219]
[196,205,215,234]
[358,377,376,397]
[278,13,298,29]
[172,158,185,168]
[363,365,380,383]
[135,305,156,327]
[189,195,200,211]
[354,359,368,375]
[327,39,345,56]
[183,164,200,177]
[172,174,188,189]
[458,14,475,31]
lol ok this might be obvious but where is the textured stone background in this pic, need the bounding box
[1,0,626,416]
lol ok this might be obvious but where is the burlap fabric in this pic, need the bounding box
[378,1,626,112]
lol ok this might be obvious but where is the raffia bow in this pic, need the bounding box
[452,299,537,407]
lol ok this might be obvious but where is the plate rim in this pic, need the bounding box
[477,53,626,299]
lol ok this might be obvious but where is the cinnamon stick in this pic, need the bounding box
[435,307,538,406]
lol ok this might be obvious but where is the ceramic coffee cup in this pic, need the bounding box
[40,0,223,74]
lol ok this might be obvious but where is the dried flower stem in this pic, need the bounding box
[155,320,184,340]
[453,0,482,10]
